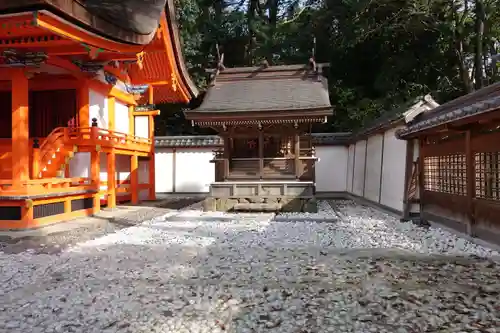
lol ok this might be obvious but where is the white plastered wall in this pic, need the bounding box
[115,101,130,134]
[315,146,348,192]
[175,149,214,193]
[135,116,149,138]
[89,89,108,128]
[380,127,407,212]
[155,149,174,193]
[154,148,214,193]
[353,140,366,196]
[364,134,383,203]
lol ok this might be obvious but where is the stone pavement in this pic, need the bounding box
[0,200,499,333]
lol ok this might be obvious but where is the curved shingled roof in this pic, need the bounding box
[0,0,166,45]
[397,82,500,139]
[195,64,331,113]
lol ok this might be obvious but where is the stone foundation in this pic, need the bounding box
[204,196,317,213]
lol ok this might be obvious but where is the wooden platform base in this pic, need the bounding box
[0,191,98,230]
[204,181,317,213]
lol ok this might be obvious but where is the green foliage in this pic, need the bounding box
[155,0,500,136]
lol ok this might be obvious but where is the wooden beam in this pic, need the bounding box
[36,12,145,53]
[88,79,137,105]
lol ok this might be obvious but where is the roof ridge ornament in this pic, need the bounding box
[208,43,225,87]
[309,36,317,74]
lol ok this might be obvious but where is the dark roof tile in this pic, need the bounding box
[154,133,352,148]
[193,65,331,113]
[398,82,500,138]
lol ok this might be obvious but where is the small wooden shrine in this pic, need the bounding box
[185,62,332,212]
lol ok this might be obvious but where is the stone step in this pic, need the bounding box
[233,202,282,212]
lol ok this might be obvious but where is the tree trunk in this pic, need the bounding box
[267,0,279,64]
[246,0,259,66]
[474,0,485,89]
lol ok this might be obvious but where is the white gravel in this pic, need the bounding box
[1,200,499,333]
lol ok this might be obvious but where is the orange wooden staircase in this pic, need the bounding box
[37,127,78,178]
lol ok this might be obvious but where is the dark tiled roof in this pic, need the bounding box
[352,95,438,140]
[192,64,331,113]
[155,136,222,148]
[397,82,500,138]
[312,133,352,145]
[155,133,351,148]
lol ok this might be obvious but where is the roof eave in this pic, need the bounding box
[184,107,332,121]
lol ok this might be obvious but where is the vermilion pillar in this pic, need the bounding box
[128,105,135,136]
[107,151,116,208]
[148,115,156,200]
[108,96,115,131]
[78,81,90,128]
[91,149,101,213]
[11,69,29,187]
[130,154,139,204]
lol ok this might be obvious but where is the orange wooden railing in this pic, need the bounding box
[0,177,92,195]
[67,127,152,151]
[0,124,153,195]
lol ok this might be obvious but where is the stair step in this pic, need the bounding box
[233,203,281,212]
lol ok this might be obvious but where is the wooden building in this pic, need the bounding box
[0,0,197,229]
[397,82,500,243]
[184,64,332,212]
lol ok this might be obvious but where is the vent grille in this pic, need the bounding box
[0,206,22,220]
[71,198,93,211]
[34,202,65,219]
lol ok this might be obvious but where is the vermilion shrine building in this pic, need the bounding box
[0,0,197,229]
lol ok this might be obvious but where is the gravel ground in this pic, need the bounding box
[1,200,500,333]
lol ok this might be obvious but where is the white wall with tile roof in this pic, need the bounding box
[155,147,214,193]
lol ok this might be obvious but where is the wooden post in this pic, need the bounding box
[148,114,156,200]
[351,144,356,192]
[402,139,415,220]
[258,128,264,179]
[378,134,385,203]
[362,139,368,197]
[465,130,475,235]
[91,148,101,213]
[294,131,301,179]
[32,138,40,179]
[131,154,139,204]
[11,69,29,187]
[172,148,177,192]
[107,150,116,208]
[223,136,230,180]
[107,96,115,131]
[78,81,90,128]
[148,85,154,105]
[129,105,135,136]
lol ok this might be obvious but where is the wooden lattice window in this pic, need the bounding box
[423,154,467,195]
[475,152,500,200]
